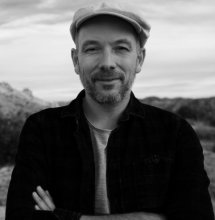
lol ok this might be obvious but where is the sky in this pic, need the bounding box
[0,0,215,101]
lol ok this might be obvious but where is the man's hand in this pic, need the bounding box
[32,186,56,211]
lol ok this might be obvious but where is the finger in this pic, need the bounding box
[45,190,55,205]
[35,205,40,210]
[37,186,55,210]
[32,192,49,211]
[36,186,55,210]
[45,190,53,201]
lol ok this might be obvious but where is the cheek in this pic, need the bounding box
[121,57,138,74]
[79,56,99,73]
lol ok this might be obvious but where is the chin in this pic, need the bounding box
[93,92,122,104]
[86,83,131,104]
[93,89,129,104]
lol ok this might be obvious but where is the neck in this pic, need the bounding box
[83,92,131,130]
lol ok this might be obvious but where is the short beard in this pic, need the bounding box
[81,74,135,105]
[91,89,126,105]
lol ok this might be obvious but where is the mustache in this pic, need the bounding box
[91,70,124,82]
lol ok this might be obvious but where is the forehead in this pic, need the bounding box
[76,15,138,46]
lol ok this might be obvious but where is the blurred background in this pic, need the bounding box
[0,0,215,219]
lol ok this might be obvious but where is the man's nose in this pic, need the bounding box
[99,49,116,71]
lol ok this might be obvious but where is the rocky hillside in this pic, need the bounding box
[141,96,215,126]
[0,82,58,165]
[0,82,56,118]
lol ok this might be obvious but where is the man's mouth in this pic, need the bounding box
[92,72,124,83]
[96,78,120,82]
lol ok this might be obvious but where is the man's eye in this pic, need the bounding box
[116,46,129,52]
[85,48,98,53]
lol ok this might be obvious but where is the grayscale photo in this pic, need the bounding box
[0,0,215,220]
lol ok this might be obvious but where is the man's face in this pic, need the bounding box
[72,15,144,104]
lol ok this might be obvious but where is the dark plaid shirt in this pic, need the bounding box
[6,90,214,220]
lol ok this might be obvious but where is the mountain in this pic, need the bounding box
[0,82,56,118]
[140,96,215,126]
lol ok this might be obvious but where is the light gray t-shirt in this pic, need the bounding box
[88,121,112,214]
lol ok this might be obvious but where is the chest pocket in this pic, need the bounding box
[134,154,173,209]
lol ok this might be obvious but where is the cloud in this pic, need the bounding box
[1,0,215,27]
[0,0,87,26]
[0,0,42,9]
[0,0,43,25]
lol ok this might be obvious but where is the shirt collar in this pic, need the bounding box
[118,91,145,122]
[60,90,85,118]
[61,90,145,120]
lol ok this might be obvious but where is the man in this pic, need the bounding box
[5,2,214,220]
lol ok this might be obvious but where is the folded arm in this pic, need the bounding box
[33,186,165,220]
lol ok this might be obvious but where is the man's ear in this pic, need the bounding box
[135,48,145,74]
[71,48,80,75]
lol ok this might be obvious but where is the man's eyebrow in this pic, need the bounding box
[81,40,99,48]
[80,39,133,49]
[113,39,132,48]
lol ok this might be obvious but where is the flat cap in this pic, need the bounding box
[70,2,151,47]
